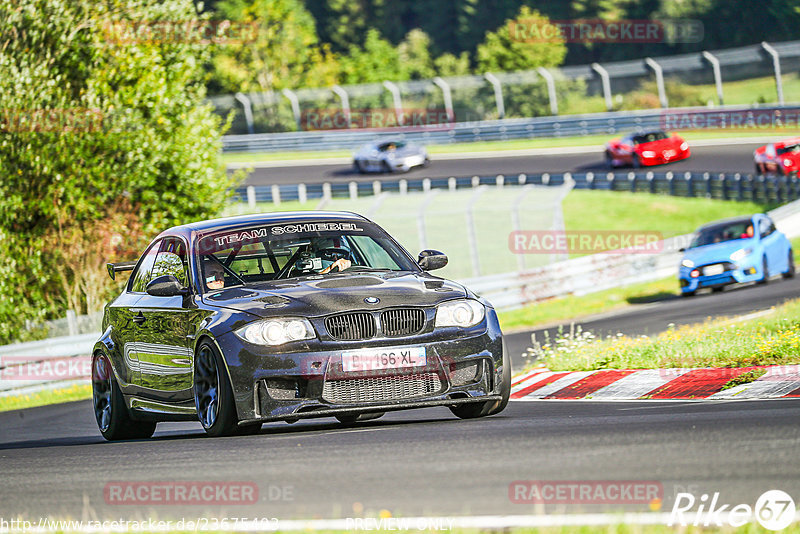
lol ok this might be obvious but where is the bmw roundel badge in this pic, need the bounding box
[364,296,380,304]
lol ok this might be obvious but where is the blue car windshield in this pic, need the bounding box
[690,221,753,248]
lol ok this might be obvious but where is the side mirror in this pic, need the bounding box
[678,247,686,252]
[418,250,448,271]
[146,275,189,297]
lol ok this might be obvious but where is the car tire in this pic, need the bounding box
[354,161,365,174]
[758,257,769,284]
[381,161,391,173]
[605,151,615,169]
[423,157,430,168]
[681,290,696,297]
[450,345,511,419]
[92,354,157,441]
[236,423,262,435]
[783,250,795,279]
[194,340,239,437]
[712,286,724,293]
[335,412,385,425]
[632,154,641,169]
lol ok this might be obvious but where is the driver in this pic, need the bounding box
[203,259,226,290]
[312,237,352,274]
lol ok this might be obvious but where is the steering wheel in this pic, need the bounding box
[318,247,351,262]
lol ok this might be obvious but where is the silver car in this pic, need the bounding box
[353,140,429,173]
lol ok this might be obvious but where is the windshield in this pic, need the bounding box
[633,131,667,144]
[196,221,417,291]
[777,143,800,156]
[690,220,754,248]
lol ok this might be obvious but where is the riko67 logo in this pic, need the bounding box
[669,489,796,530]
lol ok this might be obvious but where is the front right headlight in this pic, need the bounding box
[234,317,315,346]
[641,150,656,158]
[435,299,485,328]
[730,248,753,262]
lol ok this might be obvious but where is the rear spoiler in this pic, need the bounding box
[106,261,137,280]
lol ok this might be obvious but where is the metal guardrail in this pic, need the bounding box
[234,171,800,205]
[222,104,800,153]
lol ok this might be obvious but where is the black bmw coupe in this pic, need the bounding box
[93,211,509,440]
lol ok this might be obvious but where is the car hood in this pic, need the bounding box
[682,238,755,265]
[638,137,683,151]
[201,271,468,317]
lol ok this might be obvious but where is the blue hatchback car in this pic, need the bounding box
[679,214,794,296]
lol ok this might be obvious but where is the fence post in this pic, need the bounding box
[281,89,302,131]
[518,173,527,185]
[433,77,454,122]
[348,181,358,200]
[234,92,255,135]
[542,173,550,186]
[298,183,307,204]
[646,171,655,193]
[383,81,405,125]
[448,177,456,191]
[511,185,535,271]
[66,310,78,337]
[738,174,744,201]
[399,179,408,195]
[372,181,381,196]
[247,185,256,209]
[667,171,674,196]
[471,175,480,188]
[645,58,668,108]
[423,178,431,193]
[627,172,635,193]
[496,175,504,187]
[271,184,281,205]
[484,73,505,119]
[537,67,558,115]
[586,172,594,190]
[686,172,694,197]
[702,51,724,106]
[323,182,332,202]
[761,42,784,105]
[466,186,487,277]
[591,63,613,111]
[331,85,351,127]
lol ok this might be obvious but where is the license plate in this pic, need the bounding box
[703,264,724,276]
[341,347,426,372]
[663,150,676,158]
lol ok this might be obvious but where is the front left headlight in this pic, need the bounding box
[435,299,485,328]
[641,150,656,158]
[681,259,694,268]
[680,142,689,151]
[730,248,753,262]
[235,317,315,346]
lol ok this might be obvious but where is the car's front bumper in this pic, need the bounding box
[679,257,760,293]
[641,148,690,166]
[216,311,504,423]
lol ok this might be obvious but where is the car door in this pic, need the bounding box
[132,238,195,400]
[759,217,783,274]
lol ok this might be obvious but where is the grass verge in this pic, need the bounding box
[222,127,799,164]
[0,383,92,413]
[527,297,800,371]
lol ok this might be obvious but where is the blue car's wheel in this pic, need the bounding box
[758,257,769,284]
[783,250,795,279]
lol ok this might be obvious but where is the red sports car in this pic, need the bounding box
[605,130,690,168]
[754,137,800,175]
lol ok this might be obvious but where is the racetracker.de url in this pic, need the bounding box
[0,517,280,532]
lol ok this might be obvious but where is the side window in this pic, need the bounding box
[129,241,161,293]
[152,239,188,287]
[759,218,773,238]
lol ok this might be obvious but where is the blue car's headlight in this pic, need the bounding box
[235,318,315,346]
[681,259,694,268]
[435,299,485,328]
[730,248,753,262]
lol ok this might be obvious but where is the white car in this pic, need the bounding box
[353,141,429,173]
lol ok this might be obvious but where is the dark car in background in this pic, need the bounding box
[605,130,690,168]
[93,212,509,440]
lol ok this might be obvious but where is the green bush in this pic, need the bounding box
[0,0,236,343]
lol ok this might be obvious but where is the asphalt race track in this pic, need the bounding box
[3,139,800,524]
[1,397,799,520]
[240,142,760,185]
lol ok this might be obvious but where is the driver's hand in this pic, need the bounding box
[320,258,351,274]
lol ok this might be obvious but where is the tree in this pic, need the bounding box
[397,29,436,80]
[339,29,402,84]
[476,6,567,73]
[0,0,233,343]
[210,0,339,94]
